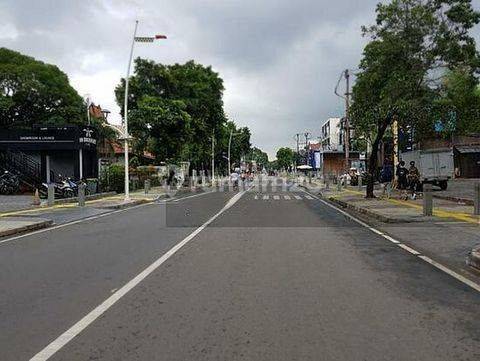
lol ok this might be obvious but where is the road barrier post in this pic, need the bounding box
[144,179,151,194]
[47,184,55,207]
[358,176,362,191]
[423,183,433,216]
[474,182,480,216]
[78,183,86,207]
[32,189,41,206]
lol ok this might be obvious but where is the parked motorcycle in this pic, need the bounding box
[0,171,20,195]
[39,175,88,199]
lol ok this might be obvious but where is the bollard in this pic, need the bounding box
[474,182,480,216]
[336,179,342,191]
[386,182,392,199]
[78,182,86,207]
[192,170,197,190]
[423,183,433,216]
[47,183,55,206]
[358,176,362,191]
[32,189,41,206]
[144,179,151,194]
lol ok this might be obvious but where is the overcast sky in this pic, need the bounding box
[1,0,480,158]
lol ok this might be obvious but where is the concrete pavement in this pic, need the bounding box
[1,179,480,360]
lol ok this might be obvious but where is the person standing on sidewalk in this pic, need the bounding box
[407,161,420,199]
[396,160,408,190]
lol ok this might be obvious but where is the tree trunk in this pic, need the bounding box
[365,116,393,198]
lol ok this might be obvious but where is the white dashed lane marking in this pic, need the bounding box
[252,194,314,201]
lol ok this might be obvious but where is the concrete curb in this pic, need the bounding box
[466,244,480,272]
[0,219,53,237]
[49,191,117,205]
[433,194,474,206]
[98,198,152,210]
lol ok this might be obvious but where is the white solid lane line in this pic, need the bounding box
[300,189,480,294]
[29,190,248,361]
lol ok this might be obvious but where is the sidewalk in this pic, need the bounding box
[324,186,479,225]
[433,178,480,205]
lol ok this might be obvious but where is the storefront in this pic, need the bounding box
[0,125,98,182]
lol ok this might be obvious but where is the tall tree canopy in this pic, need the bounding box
[276,147,294,171]
[115,58,230,169]
[0,47,85,128]
[350,0,480,197]
[246,147,269,168]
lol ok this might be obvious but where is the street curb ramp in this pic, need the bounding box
[0,219,53,237]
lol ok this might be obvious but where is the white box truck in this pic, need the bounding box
[400,148,454,190]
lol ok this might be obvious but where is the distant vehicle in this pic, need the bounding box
[400,149,454,190]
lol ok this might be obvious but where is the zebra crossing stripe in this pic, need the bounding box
[263,195,269,200]
[284,195,291,200]
[273,195,280,200]
[254,195,258,200]
[304,195,314,200]
[294,195,302,200]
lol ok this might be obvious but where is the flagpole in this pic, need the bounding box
[123,20,139,202]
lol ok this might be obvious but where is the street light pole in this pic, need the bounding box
[122,21,166,202]
[123,20,139,201]
[228,129,242,173]
[344,69,351,171]
[211,130,215,181]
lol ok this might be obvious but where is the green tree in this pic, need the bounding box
[434,68,480,135]
[115,59,228,169]
[350,0,480,197]
[276,147,294,171]
[0,47,85,128]
[246,147,269,167]
[129,96,192,162]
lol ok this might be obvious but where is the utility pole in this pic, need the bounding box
[211,129,215,181]
[294,133,301,173]
[304,132,311,165]
[393,115,399,177]
[344,69,351,171]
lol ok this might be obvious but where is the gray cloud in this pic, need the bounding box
[1,0,479,158]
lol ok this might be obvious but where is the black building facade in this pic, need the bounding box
[0,125,98,182]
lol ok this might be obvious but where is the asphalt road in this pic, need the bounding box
[1,178,480,360]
